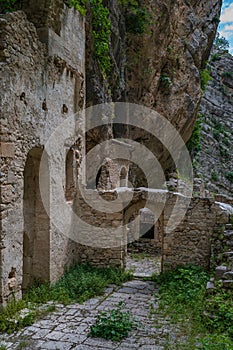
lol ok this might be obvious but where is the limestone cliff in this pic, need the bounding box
[194,49,233,196]
[86,0,222,180]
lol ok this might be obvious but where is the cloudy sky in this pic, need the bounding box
[219,0,233,53]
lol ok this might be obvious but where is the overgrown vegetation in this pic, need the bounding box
[200,67,212,93]
[211,171,219,181]
[0,264,132,334]
[226,171,233,183]
[90,0,112,76]
[67,0,111,76]
[154,266,233,349]
[68,0,87,15]
[120,0,150,35]
[186,113,203,157]
[214,33,229,51]
[0,0,21,13]
[89,302,137,341]
[159,73,172,89]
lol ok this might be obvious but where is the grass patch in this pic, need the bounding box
[89,301,137,341]
[0,264,132,334]
[154,265,233,349]
[130,252,151,261]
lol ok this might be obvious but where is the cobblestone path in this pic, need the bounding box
[0,280,181,350]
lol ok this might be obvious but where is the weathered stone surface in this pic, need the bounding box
[0,6,85,305]
[215,266,228,280]
[223,271,233,279]
[0,280,189,349]
[222,280,233,289]
[195,48,233,196]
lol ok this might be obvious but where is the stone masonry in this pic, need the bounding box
[0,5,85,305]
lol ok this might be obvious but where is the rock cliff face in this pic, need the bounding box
[86,0,222,178]
[194,49,233,196]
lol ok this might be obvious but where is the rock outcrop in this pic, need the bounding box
[86,0,222,178]
[194,48,233,197]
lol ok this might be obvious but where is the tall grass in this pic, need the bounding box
[154,265,233,349]
[0,264,132,333]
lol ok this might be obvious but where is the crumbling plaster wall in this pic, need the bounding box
[76,188,231,272]
[0,5,85,304]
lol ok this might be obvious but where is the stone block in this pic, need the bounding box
[223,280,233,289]
[0,142,15,158]
[223,271,233,279]
[215,265,228,280]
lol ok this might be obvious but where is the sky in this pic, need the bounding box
[219,0,233,54]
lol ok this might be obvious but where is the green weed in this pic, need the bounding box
[0,264,132,333]
[89,302,137,341]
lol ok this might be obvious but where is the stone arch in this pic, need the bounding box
[65,149,75,201]
[22,147,50,292]
[120,167,127,187]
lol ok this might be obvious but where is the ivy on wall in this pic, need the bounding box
[67,0,111,77]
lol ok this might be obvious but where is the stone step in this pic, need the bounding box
[225,223,232,230]
[224,231,233,238]
[223,280,233,289]
[223,251,233,256]
[223,271,233,279]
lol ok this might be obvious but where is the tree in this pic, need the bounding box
[214,32,229,51]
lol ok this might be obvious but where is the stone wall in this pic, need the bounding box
[71,188,231,272]
[71,189,126,268]
[162,194,232,271]
[0,6,85,305]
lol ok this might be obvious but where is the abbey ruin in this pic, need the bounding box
[1,0,233,309]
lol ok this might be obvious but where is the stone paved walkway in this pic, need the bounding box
[125,255,161,278]
[0,280,182,350]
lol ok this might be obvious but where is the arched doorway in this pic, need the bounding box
[22,148,50,292]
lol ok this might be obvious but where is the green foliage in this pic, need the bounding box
[26,264,132,305]
[200,68,212,92]
[222,71,233,79]
[211,171,219,181]
[160,74,172,88]
[155,266,208,318]
[67,0,111,76]
[68,0,87,15]
[230,215,233,225]
[204,288,233,337]
[0,346,7,350]
[211,53,221,62]
[213,16,220,24]
[90,0,112,76]
[0,0,20,13]
[89,302,137,341]
[226,172,233,183]
[155,265,233,348]
[0,264,132,333]
[187,114,203,157]
[18,340,29,349]
[198,334,233,350]
[214,33,229,51]
[120,0,150,35]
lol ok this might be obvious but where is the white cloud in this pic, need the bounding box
[220,3,233,23]
[224,24,233,31]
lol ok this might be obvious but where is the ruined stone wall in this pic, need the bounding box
[0,6,85,304]
[162,194,231,271]
[71,189,126,268]
[74,188,231,272]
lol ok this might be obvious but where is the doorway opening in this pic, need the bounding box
[22,148,50,292]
